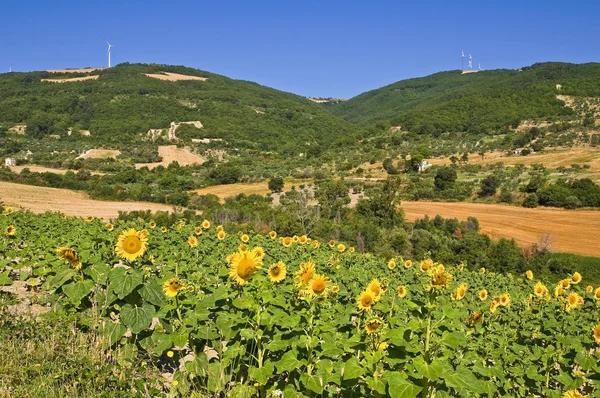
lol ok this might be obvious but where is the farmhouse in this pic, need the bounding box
[5,158,16,167]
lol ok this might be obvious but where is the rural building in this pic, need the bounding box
[418,160,432,173]
[556,84,562,90]
[5,158,16,167]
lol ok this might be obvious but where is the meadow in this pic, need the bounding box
[1,208,599,397]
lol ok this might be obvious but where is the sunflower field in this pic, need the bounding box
[1,209,600,398]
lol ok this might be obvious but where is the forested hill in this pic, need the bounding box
[0,63,355,150]
[326,62,600,134]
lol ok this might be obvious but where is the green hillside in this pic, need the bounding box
[327,62,600,134]
[0,63,355,150]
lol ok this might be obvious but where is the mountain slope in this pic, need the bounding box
[0,63,355,150]
[327,62,600,134]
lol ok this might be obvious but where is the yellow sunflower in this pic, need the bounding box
[85,216,94,223]
[56,247,82,269]
[292,235,299,243]
[595,287,600,301]
[241,234,249,243]
[404,260,413,268]
[195,227,203,235]
[239,244,248,252]
[331,285,340,293]
[357,290,376,311]
[299,235,308,244]
[188,235,198,247]
[367,279,383,300]
[140,229,149,237]
[269,231,277,239]
[585,285,593,293]
[349,247,355,253]
[306,274,330,297]
[217,230,226,240]
[565,292,584,312]
[555,284,565,298]
[420,259,434,272]
[328,240,335,248]
[563,390,587,398]
[311,240,320,248]
[560,279,571,289]
[161,226,167,233]
[229,250,263,285]
[534,281,548,298]
[571,272,582,285]
[282,236,293,247]
[525,270,533,280]
[268,262,286,283]
[202,219,211,229]
[251,247,265,259]
[115,229,147,261]
[490,299,500,313]
[397,285,407,298]
[5,225,16,236]
[216,225,223,232]
[498,293,511,307]
[594,324,600,344]
[469,312,483,326]
[365,317,385,334]
[480,267,486,274]
[3,207,15,215]
[150,221,157,229]
[429,265,452,290]
[479,289,488,301]
[163,278,185,297]
[337,243,346,252]
[295,262,315,287]
[388,259,396,270]
[105,223,114,231]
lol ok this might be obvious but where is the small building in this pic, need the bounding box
[418,160,432,173]
[5,158,16,167]
[556,84,562,90]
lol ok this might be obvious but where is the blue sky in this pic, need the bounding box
[1,0,598,98]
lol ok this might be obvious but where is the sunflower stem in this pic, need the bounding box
[421,292,434,398]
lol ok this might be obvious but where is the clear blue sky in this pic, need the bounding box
[1,0,598,98]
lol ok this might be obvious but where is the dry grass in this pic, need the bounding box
[10,165,104,176]
[0,181,173,220]
[135,145,204,170]
[46,68,104,73]
[40,75,99,83]
[144,72,208,81]
[192,181,309,202]
[77,149,121,159]
[401,201,600,257]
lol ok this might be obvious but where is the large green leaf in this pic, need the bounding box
[413,356,443,380]
[386,372,422,398]
[0,272,13,286]
[44,267,76,290]
[443,366,487,394]
[120,303,156,334]
[138,281,167,307]
[342,357,364,380]
[99,320,126,348]
[275,350,301,373]
[109,268,143,299]
[62,279,95,306]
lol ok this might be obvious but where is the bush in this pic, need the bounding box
[268,177,285,193]
[523,193,539,208]
[564,195,582,209]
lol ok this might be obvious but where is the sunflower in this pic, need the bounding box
[571,272,582,285]
[292,235,299,243]
[105,223,114,231]
[586,285,593,293]
[299,235,308,244]
[148,255,155,264]
[594,324,600,344]
[115,229,148,261]
[388,259,396,270]
[295,262,315,287]
[306,274,330,297]
[150,221,157,229]
[560,279,571,289]
[251,247,265,259]
[331,285,340,293]
[163,278,185,297]
[456,285,467,300]
[367,279,383,300]
[328,240,335,248]
[140,229,149,237]
[480,267,486,274]
[85,216,94,222]
[479,289,488,301]
[404,260,413,268]
[5,225,16,236]
[498,293,511,307]
[282,236,292,247]
[565,292,584,312]
[490,299,500,313]
[563,390,587,398]
[420,259,433,272]
[202,219,211,229]
[241,234,249,243]
[595,287,600,301]
[239,244,248,252]
[229,250,263,285]
[311,240,320,248]
[337,243,346,252]
[3,207,14,215]
[269,231,277,239]
[555,284,565,298]
[188,235,198,247]
[525,270,533,280]
[469,311,483,326]
[161,226,167,233]
[194,227,203,236]
[268,262,286,283]
[357,290,376,311]
[365,317,385,334]
[216,225,223,232]
[534,282,548,298]
[56,247,82,269]
[397,285,407,298]
[429,265,452,290]
[217,230,226,240]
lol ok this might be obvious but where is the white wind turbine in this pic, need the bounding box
[105,39,115,67]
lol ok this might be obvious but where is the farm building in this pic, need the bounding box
[5,158,16,167]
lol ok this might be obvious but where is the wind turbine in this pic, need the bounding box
[105,39,115,68]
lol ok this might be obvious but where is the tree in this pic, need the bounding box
[314,180,350,220]
[434,167,457,191]
[522,193,539,208]
[355,177,403,228]
[268,177,284,193]
[479,175,500,197]
[408,153,424,172]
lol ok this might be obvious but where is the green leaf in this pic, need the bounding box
[249,361,274,385]
[98,320,126,348]
[386,372,422,398]
[62,279,94,306]
[44,267,76,290]
[139,281,167,307]
[109,268,143,299]
[185,352,209,377]
[440,331,466,349]
[276,350,301,373]
[0,272,13,286]
[443,366,487,394]
[84,263,110,285]
[413,356,443,380]
[120,303,156,334]
[342,357,364,380]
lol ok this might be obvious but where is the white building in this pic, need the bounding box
[5,158,16,167]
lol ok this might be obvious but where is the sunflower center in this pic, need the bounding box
[271,267,281,276]
[237,258,256,279]
[123,236,142,254]
[361,295,373,306]
[312,279,326,294]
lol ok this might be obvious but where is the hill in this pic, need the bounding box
[327,62,600,134]
[0,63,355,151]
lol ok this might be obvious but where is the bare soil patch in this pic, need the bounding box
[401,201,600,257]
[10,165,104,176]
[192,181,309,203]
[77,149,121,159]
[41,75,99,83]
[135,145,204,170]
[144,72,208,82]
[0,181,173,220]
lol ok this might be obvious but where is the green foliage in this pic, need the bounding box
[434,166,457,191]
[268,177,285,193]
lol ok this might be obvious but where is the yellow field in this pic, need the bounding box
[135,145,205,170]
[144,72,208,81]
[0,181,173,220]
[41,75,99,83]
[401,201,600,257]
[192,181,306,202]
[78,149,121,159]
[10,165,104,176]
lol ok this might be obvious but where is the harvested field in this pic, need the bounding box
[10,165,104,176]
[46,68,104,73]
[429,147,600,171]
[41,75,99,83]
[77,149,121,159]
[192,181,309,202]
[0,181,173,220]
[401,201,600,257]
[135,145,204,170]
[144,72,208,81]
